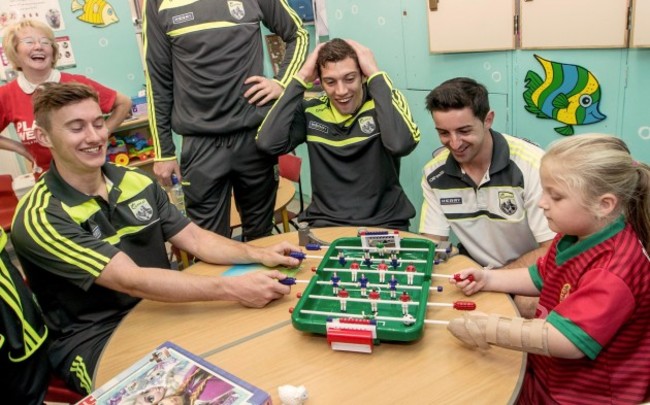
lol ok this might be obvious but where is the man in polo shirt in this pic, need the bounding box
[419,77,555,315]
[11,82,302,395]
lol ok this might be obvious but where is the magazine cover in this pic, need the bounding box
[78,342,270,405]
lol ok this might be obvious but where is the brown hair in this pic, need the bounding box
[32,82,98,131]
[2,19,60,70]
[425,77,491,122]
[316,38,360,78]
[542,133,650,250]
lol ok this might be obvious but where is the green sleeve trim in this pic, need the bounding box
[547,311,601,360]
[528,264,543,291]
[367,71,387,84]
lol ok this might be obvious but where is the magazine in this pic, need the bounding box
[78,341,270,405]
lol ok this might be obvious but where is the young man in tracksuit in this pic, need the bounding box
[144,0,309,240]
[257,39,420,230]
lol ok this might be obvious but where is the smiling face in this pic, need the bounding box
[135,386,167,405]
[14,26,56,74]
[36,98,108,177]
[320,57,364,115]
[432,107,494,165]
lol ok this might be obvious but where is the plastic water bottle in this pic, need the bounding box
[169,174,186,216]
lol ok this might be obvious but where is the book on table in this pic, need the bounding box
[77,341,270,405]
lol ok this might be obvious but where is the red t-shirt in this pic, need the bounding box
[0,73,117,172]
[521,218,650,404]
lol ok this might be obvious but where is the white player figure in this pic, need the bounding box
[377,260,388,283]
[338,287,349,312]
[350,261,360,282]
[368,288,381,313]
[405,264,416,285]
[399,291,412,316]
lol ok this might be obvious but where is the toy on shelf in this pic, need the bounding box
[288,232,476,353]
[106,136,130,166]
[123,132,155,161]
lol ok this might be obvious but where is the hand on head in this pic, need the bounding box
[344,39,379,77]
[297,42,325,83]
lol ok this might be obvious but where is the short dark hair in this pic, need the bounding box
[33,82,99,131]
[425,77,490,121]
[316,38,360,78]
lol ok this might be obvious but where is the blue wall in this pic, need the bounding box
[319,0,650,231]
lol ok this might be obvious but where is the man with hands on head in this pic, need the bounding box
[11,82,301,396]
[257,38,420,230]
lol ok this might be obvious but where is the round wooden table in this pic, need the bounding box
[94,227,525,404]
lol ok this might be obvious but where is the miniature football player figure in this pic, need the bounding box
[338,287,350,312]
[338,250,346,266]
[390,251,399,269]
[377,260,388,283]
[376,242,386,258]
[331,272,341,296]
[388,275,399,299]
[358,274,369,297]
[369,288,381,313]
[363,250,372,267]
[350,261,360,282]
[399,291,412,316]
[405,264,416,285]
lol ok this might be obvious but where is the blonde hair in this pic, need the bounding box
[542,133,650,250]
[2,19,59,70]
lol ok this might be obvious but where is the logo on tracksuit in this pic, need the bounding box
[228,1,245,20]
[359,116,376,134]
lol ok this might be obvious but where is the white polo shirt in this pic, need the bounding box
[419,130,555,267]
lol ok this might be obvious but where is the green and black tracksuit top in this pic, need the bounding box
[144,0,309,159]
[257,72,421,229]
[11,162,189,373]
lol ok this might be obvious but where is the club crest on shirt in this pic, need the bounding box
[498,191,518,215]
[559,283,571,302]
[228,1,245,20]
[359,116,376,134]
[129,199,153,222]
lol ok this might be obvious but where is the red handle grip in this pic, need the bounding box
[453,301,476,311]
[453,273,475,282]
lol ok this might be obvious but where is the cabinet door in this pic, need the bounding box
[631,0,650,47]
[520,0,629,49]
[426,0,516,53]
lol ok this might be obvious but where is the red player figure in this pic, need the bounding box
[405,264,416,285]
[368,288,381,313]
[399,291,412,316]
[350,261,360,282]
[377,260,388,283]
[338,287,350,312]
[331,272,341,296]
[358,274,369,297]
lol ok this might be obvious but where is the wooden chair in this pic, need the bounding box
[274,153,304,232]
[0,174,18,233]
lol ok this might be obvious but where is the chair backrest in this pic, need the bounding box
[278,153,302,182]
[0,174,18,232]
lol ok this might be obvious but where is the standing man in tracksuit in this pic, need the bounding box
[144,0,309,240]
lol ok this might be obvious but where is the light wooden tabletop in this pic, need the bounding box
[230,177,296,229]
[94,227,525,404]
